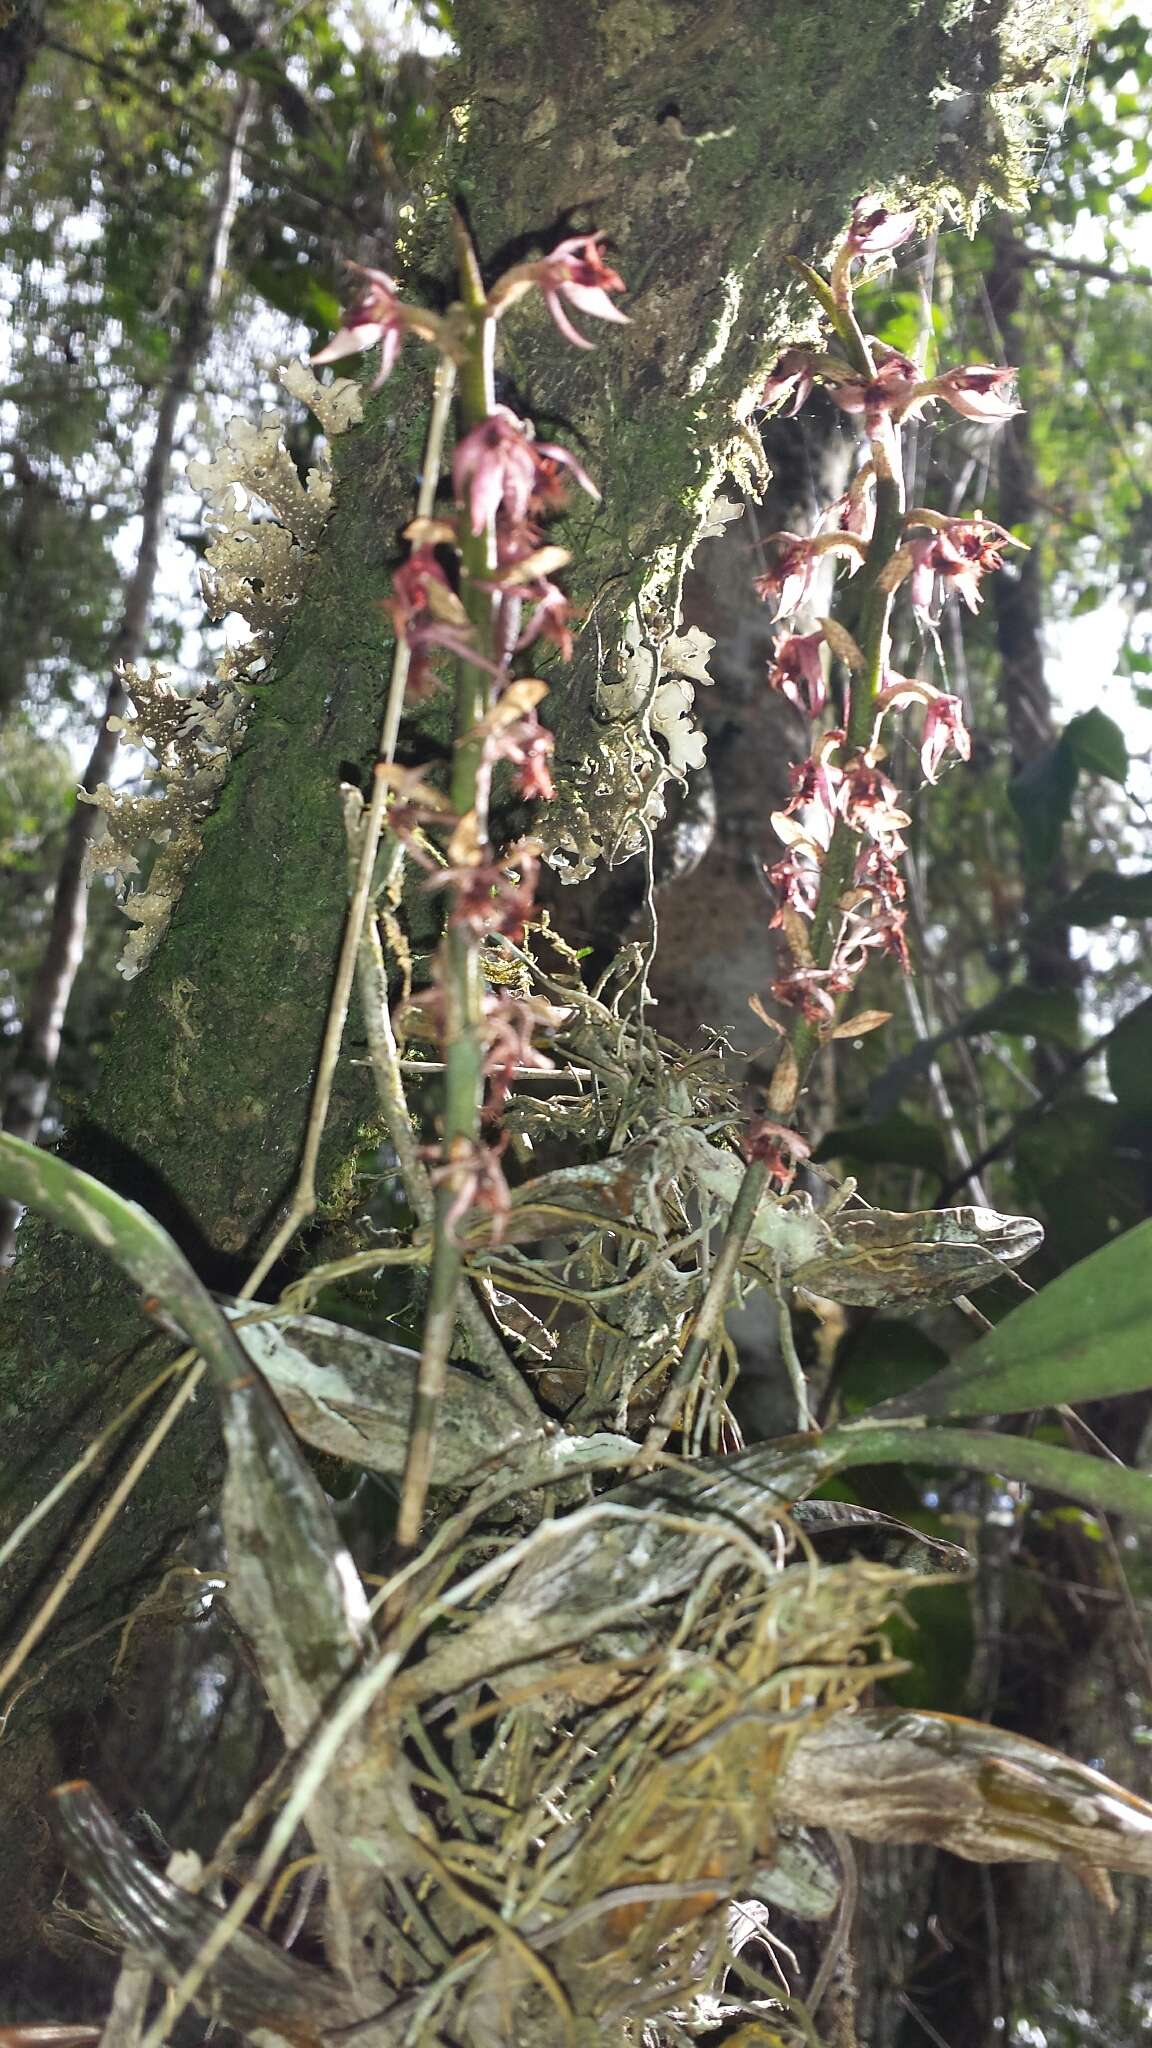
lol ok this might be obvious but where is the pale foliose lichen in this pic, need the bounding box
[540,493,746,883]
[84,366,364,977]
[82,667,249,978]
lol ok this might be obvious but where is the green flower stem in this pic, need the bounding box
[395,233,499,1556]
[647,264,908,1450]
[793,421,904,1077]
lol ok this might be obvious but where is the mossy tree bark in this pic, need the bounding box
[0,0,1072,2001]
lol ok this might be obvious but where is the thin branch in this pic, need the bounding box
[38,33,362,230]
[240,352,457,1302]
[1017,244,1152,293]
[936,1027,1111,1202]
[0,83,255,1265]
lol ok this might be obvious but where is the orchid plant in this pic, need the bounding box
[747,200,1023,1167]
[313,223,627,1547]
[309,196,1025,1494]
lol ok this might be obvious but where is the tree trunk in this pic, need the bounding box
[0,0,1074,2001]
[987,212,1083,1084]
[0,0,44,196]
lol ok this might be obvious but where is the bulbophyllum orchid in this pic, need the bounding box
[843,197,920,259]
[920,692,971,783]
[771,740,845,860]
[465,679,557,803]
[424,839,542,944]
[767,629,828,718]
[311,263,445,389]
[918,363,1022,423]
[382,545,498,693]
[871,670,971,783]
[759,347,819,418]
[453,406,600,536]
[741,1116,811,1193]
[488,232,629,348]
[827,345,921,432]
[427,1133,512,1244]
[837,756,911,857]
[770,957,857,1025]
[765,848,822,920]
[754,530,868,620]
[820,465,876,540]
[480,992,569,1120]
[515,576,575,660]
[896,513,1019,616]
[829,198,919,305]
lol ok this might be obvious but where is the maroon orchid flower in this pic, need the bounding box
[759,347,820,418]
[770,959,857,1025]
[453,406,600,536]
[838,756,911,857]
[311,264,442,391]
[828,346,921,432]
[920,692,971,784]
[767,629,828,718]
[427,1133,512,1244]
[844,198,920,258]
[382,546,501,694]
[425,839,541,943]
[489,233,629,349]
[905,517,1014,615]
[741,1116,811,1192]
[765,849,822,921]
[480,992,567,1120]
[754,531,867,620]
[921,363,1022,423]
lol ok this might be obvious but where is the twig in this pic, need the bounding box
[0,83,255,1266]
[0,1351,191,1575]
[342,797,539,1422]
[1016,244,1152,293]
[0,1362,207,1701]
[936,1028,1112,1201]
[241,353,457,1302]
[806,1828,857,2019]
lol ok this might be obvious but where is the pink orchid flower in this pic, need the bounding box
[920,693,971,783]
[489,233,629,349]
[767,629,828,718]
[919,364,1022,423]
[453,406,599,536]
[844,198,920,258]
[311,264,440,391]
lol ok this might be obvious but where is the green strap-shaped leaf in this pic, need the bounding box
[0,1132,252,1398]
[861,1218,1152,1421]
[821,1424,1152,1525]
[0,1134,371,1726]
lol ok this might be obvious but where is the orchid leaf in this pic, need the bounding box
[859,1219,1152,1422]
[0,1134,370,1745]
[0,1132,250,1396]
[820,1423,1152,1525]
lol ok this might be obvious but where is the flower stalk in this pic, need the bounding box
[308,222,626,1552]
[395,227,498,1556]
[643,196,1023,1458]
